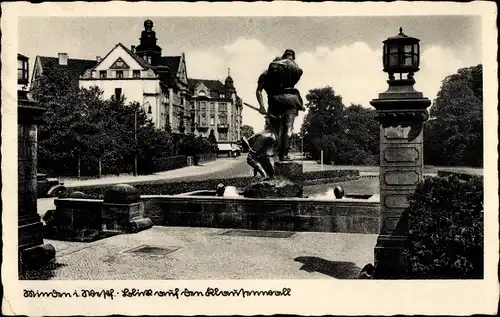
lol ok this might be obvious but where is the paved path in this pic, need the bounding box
[63,156,248,188]
[61,155,482,189]
[21,226,377,280]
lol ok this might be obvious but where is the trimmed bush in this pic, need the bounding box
[152,155,188,173]
[404,173,483,279]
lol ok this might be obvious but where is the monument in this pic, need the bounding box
[242,49,306,198]
[369,28,431,278]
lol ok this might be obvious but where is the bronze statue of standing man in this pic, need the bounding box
[243,49,305,179]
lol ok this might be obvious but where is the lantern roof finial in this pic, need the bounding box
[399,27,403,34]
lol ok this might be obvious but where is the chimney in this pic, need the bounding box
[58,53,68,65]
[96,56,102,63]
[131,45,136,53]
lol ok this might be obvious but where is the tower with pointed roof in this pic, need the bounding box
[135,19,163,65]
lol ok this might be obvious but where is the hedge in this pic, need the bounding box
[68,169,360,199]
[403,173,484,279]
[152,155,188,173]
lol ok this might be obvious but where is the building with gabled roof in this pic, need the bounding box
[189,70,243,154]
[30,19,243,143]
[78,20,190,133]
[32,54,98,86]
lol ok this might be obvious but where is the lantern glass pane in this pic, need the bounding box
[389,53,399,67]
[403,54,413,66]
[403,44,412,53]
[414,43,419,54]
[389,45,399,53]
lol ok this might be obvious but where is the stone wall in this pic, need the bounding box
[142,195,379,234]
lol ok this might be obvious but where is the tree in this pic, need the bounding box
[241,124,255,139]
[208,129,218,153]
[31,64,176,176]
[301,86,378,165]
[425,65,483,167]
[31,65,105,176]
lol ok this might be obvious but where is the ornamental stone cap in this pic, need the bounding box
[103,184,141,204]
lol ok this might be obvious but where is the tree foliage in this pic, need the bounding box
[208,129,218,153]
[404,174,483,278]
[301,86,379,165]
[425,65,483,167]
[241,124,255,139]
[31,64,203,176]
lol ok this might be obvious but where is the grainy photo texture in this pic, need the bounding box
[2,1,498,316]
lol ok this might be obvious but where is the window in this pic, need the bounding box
[220,93,225,99]
[210,102,215,112]
[116,70,124,78]
[17,58,28,83]
[219,131,228,140]
[201,114,207,126]
[133,70,141,78]
[99,71,107,78]
[219,114,227,125]
[210,115,215,126]
[201,102,206,111]
[218,102,227,112]
[114,88,122,100]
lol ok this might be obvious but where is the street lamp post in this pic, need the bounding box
[134,109,138,176]
[133,102,152,177]
[370,27,431,279]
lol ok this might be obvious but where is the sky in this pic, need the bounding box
[19,16,482,131]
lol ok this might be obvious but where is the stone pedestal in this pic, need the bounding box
[18,102,55,269]
[370,79,431,279]
[101,184,153,233]
[243,161,303,198]
[275,161,304,185]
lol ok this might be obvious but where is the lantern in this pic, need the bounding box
[383,27,420,80]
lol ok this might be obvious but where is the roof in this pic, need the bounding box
[38,56,97,80]
[161,56,181,72]
[189,78,227,92]
[119,43,152,69]
[18,53,29,60]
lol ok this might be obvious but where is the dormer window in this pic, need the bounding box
[116,70,124,78]
[17,57,29,84]
[199,90,206,97]
[99,71,107,79]
[133,70,141,78]
[220,93,225,98]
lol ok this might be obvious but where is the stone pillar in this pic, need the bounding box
[370,79,431,278]
[18,101,56,269]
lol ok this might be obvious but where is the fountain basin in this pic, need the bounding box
[142,193,380,234]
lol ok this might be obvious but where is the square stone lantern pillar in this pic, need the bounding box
[369,29,431,279]
[18,54,56,269]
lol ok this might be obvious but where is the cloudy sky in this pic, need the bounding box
[19,16,482,131]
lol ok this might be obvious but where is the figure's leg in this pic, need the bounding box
[280,109,297,161]
[260,155,275,180]
[247,152,268,178]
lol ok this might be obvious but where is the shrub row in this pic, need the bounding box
[152,155,188,173]
[68,170,360,199]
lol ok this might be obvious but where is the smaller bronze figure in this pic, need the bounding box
[242,49,305,179]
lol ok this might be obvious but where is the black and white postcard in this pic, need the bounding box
[2,1,498,315]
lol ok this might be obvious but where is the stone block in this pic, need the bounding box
[242,178,302,198]
[274,161,304,183]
